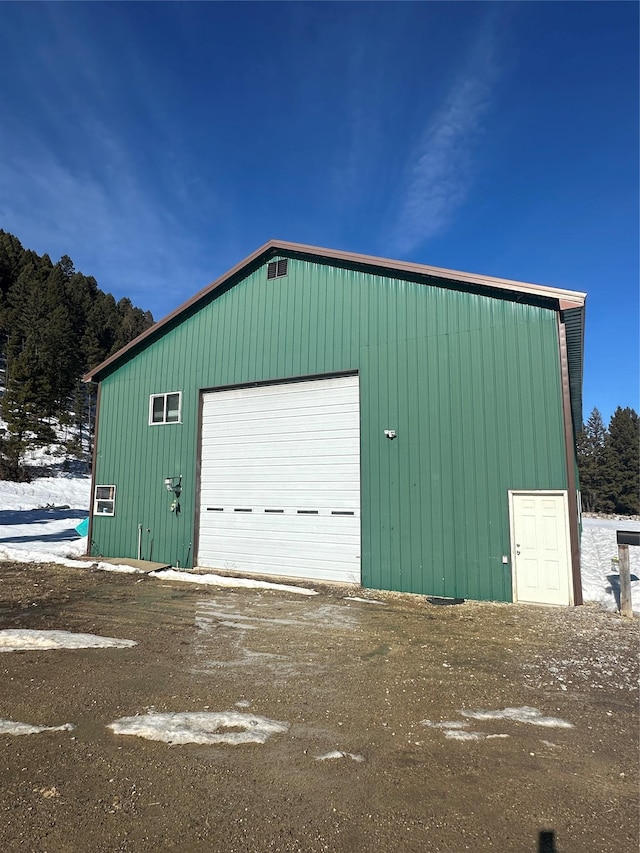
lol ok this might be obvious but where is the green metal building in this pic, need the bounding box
[84,241,586,605]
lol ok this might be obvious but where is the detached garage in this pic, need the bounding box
[84,240,586,606]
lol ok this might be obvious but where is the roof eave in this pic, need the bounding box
[84,239,586,383]
[83,239,279,382]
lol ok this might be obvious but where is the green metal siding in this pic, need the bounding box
[92,258,567,601]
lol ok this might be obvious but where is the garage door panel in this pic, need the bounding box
[204,449,359,466]
[201,501,360,512]
[201,465,361,483]
[201,414,359,434]
[199,538,360,556]
[198,539,360,564]
[201,480,361,494]
[201,484,362,495]
[203,400,358,425]
[201,493,360,508]
[205,384,358,409]
[197,543,360,579]
[203,402,359,420]
[198,375,361,584]
[199,515,360,540]
[197,556,359,585]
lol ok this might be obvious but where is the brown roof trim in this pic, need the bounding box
[83,239,586,382]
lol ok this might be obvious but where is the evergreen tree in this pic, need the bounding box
[1,259,54,440]
[81,291,120,369]
[601,407,640,515]
[112,297,154,353]
[0,229,153,479]
[0,230,25,298]
[577,407,608,512]
[39,264,81,411]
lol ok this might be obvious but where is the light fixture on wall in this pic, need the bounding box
[164,476,182,515]
[164,475,182,497]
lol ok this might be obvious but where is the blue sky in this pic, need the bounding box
[0,1,637,424]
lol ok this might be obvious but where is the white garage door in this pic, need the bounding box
[197,375,361,584]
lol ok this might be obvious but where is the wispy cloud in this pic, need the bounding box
[0,6,223,320]
[0,123,213,320]
[389,19,500,254]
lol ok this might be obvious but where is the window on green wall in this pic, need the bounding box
[94,485,116,516]
[149,392,182,424]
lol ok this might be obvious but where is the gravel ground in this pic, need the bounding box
[0,561,638,853]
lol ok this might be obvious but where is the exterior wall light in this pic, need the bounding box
[164,476,182,497]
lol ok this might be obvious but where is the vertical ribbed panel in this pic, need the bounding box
[92,258,566,601]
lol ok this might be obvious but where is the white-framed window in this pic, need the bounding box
[149,391,182,425]
[94,485,116,516]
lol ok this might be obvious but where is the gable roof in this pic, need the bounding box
[84,239,586,425]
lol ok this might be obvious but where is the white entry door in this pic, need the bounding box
[509,491,573,606]
[197,375,361,584]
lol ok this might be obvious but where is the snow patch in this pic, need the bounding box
[421,719,509,741]
[421,707,572,741]
[107,711,289,745]
[315,750,365,762]
[0,719,75,736]
[460,706,573,728]
[152,569,318,596]
[442,730,509,742]
[0,475,91,513]
[0,629,137,652]
[581,516,640,612]
[441,730,483,741]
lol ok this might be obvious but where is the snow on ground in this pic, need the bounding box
[315,751,365,762]
[0,475,91,514]
[459,706,573,728]
[421,706,573,742]
[0,474,638,610]
[0,629,137,652]
[580,515,640,611]
[0,475,91,564]
[0,720,75,736]
[446,731,510,742]
[107,711,289,745]
[151,568,318,596]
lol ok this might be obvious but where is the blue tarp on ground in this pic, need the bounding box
[75,517,89,537]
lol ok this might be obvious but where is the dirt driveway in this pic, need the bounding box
[0,561,637,853]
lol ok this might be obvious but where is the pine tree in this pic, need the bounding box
[0,230,25,299]
[577,407,608,512]
[601,407,640,515]
[0,230,153,479]
[1,259,53,441]
[39,264,81,412]
[112,297,154,353]
[81,292,120,369]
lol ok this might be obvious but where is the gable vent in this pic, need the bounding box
[267,258,288,280]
